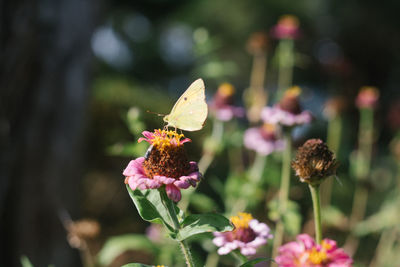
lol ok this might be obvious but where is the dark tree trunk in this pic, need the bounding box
[0,0,97,266]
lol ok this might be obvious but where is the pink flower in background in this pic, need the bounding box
[244,123,285,155]
[271,15,300,40]
[262,86,312,127]
[213,212,273,256]
[123,130,202,202]
[210,83,245,121]
[355,86,379,109]
[275,234,353,267]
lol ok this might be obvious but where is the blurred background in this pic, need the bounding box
[1,0,400,266]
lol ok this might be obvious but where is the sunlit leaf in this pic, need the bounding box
[126,186,177,232]
[176,213,233,241]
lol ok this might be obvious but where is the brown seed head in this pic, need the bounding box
[143,143,191,179]
[292,139,338,186]
[246,32,269,55]
[67,219,100,249]
[279,86,302,114]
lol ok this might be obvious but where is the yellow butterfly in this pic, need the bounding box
[163,78,208,131]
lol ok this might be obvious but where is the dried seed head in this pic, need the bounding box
[213,83,235,107]
[67,219,100,249]
[292,139,338,186]
[246,32,269,55]
[356,86,379,109]
[279,86,302,114]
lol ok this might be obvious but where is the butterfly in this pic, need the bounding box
[163,78,208,131]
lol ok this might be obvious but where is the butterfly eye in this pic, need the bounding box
[145,144,154,159]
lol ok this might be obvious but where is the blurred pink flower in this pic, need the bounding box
[355,86,379,109]
[244,123,285,155]
[275,234,353,267]
[271,15,300,40]
[210,83,245,121]
[262,86,312,127]
[213,212,273,256]
[123,130,202,202]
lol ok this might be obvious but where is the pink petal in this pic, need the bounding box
[165,184,181,202]
[174,179,190,189]
[154,175,175,184]
[123,157,145,176]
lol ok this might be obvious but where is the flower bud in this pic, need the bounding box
[292,139,338,186]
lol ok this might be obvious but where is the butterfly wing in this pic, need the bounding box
[164,79,208,131]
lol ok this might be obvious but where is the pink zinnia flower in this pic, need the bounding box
[271,15,301,40]
[355,86,379,109]
[123,130,202,202]
[261,86,312,127]
[244,123,285,155]
[275,234,353,267]
[210,83,245,121]
[213,212,273,256]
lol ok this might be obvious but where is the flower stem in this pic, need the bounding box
[232,250,248,265]
[160,189,196,267]
[198,119,224,174]
[309,184,322,244]
[272,130,292,257]
[345,107,374,254]
[276,39,294,101]
[321,115,343,207]
[249,152,267,183]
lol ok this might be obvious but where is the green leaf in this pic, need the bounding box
[240,258,274,267]
[282,201,301,236]
[20,256,34,267]
[126,186,175,232]
[189,193,218,213]
[97,234,157,266]
[176,213,233,241]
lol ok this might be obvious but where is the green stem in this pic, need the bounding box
[160,189,196,267]
[232,250,248,265]
[345,107,374,254]
[276,39,294,101]
[309,185,322,244]
[198,119,224,174]
[272,130,292,257]
[204,252,219,267]
[249,152,267,183]
[321,115,343,207]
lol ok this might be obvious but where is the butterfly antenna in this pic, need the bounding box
[334,175,343,186]
[146,110,165,117]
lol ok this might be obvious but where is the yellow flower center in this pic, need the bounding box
[279,15,300,28]
[262,123,276,133]
[151,130,186,150]
[218,83,235,97]
[308,247,328,265]
[284,86,301,98]
[230,212,253,229]
[359,86,379,99]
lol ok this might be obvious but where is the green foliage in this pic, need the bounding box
[20,256,34,267]
[268,199,301,236]
[240,257,274,267]
[126,186,177,233]
[176,213,233,241]
[97,234,157,266]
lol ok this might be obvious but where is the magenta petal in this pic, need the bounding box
[154,175,175,184]
[123,157,145,176]
[174,179,190,189]
[165,184,181,202]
